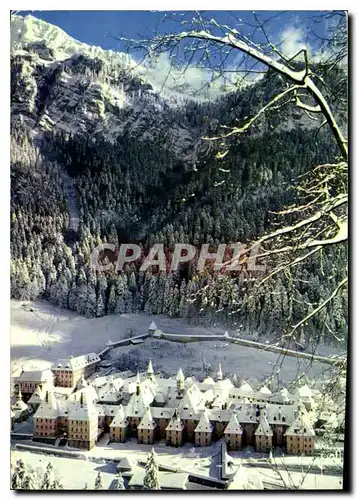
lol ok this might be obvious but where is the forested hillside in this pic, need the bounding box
[10,16,348,347]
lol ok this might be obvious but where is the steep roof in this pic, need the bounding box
[68,401,98,421]
[34,391,59,419]
[296,384,313,399]
[224,412,243,435]
[238,381,253,394]
[69,385,98,405]
[166,410,184,431]
[149,321,157,331]
[138,407,157,430]
[195,411,213,433]
[110,405,128,427]
[259,386,272,396]
[176,367,185,382]
[285,410,315,437]
[255,411,273,436]
[179,384,205,412]
[147,359,154,375]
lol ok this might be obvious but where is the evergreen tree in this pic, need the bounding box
[94,471,103,490]
[11,459,26,489]
[41,462,55,490]
[143,448,161,490]
[22,473,38,490]
[114,472,125,490]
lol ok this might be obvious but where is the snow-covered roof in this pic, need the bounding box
[68,401,98,421]
[53,353,100,371]
[176,367,185,382]
[296,384,313,399]
[129,470,188,490]
[238,381,253,394]
[179,384,205,412]
[195,411,213,433]
[255,411,273,436]
[110,405,128,427]
[68,385,98,405]
[147,359,154,375]
[117,456,135,472]
[166,410,184,431]
[138,407,157,430]
[285,410,315,437]
[34,391,59,419]
[19,369,54,382]
[202,376,215,385]
[224,412,243,435]
[12,398,28,412]
[259,386,272,396]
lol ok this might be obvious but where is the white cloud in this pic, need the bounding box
[139,53,237,101]
[279,26,310,60]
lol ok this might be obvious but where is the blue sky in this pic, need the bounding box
[15,10,341,98]
[18,10,332,54]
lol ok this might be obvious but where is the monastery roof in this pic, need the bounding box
[255,412,273,436]
[259,386,272,396]
[117,456,136,472]
[138,407,157,430]
[195,411,213,433]
[12,398,28,412]
[129,470,188,490]
[69,386,98,405]
[53,353,100,371]
[224,412,243,434]
[285,411,315,437]
[237,381,254,394]
[296,384,313,399]
[110,406,128,427]
[68,402,98,421]
[34,392,59,419]
[166,412,185,431]
[19,369,54,382]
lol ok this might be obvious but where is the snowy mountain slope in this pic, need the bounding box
[11,15,206,163]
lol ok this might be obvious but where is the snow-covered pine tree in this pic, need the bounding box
[143,448,161,490]
[11,459,27,489]
[114,471,125,490]
[94,471,103,490]
[52,477,64,489]
[41,462,55,489]
[22,473,38,490]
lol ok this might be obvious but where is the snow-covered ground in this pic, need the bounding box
[11,441,343,490]
[11,448,118,490]
[11,299,341,388]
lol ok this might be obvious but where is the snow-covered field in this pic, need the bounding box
[11,441,343,490]
[11,299,341,387]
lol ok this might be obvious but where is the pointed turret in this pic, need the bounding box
[147,359,154,376]
[176,367,185,382]
[216,363,223,381]
[136,372,141,395]
[176,367,185,398]
[148,321,157,333]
